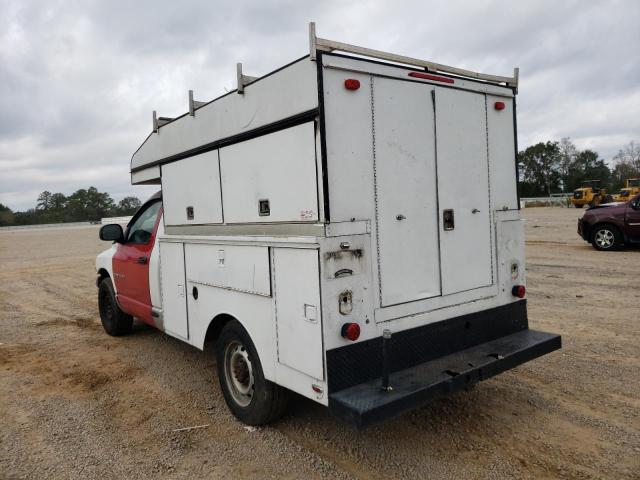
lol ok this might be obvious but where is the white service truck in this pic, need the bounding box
[96,23,561,427]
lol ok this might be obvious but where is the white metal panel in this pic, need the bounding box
[373,77,441,306]
[159,241,189,339]
[162,150,222,226]
[220,122,318,223]
[487,96,518,210]
[435,87,493,295]
[184,243,270,296]
[131,165,160,185]
[132,59,318,171]
[497,217,525,294]
[323,69,376,223]
[273,248,323,380]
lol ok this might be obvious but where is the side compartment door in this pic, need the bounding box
[273,248,323,380]
[434,87,493,295]
[159,242,189,339]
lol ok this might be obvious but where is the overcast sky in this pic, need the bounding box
[1,0,638,210]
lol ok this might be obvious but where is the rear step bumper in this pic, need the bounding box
[328,329,561,428]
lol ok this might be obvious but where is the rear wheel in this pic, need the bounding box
[591,224,621,251]
[216,320,289,425]
[98,277,133,336]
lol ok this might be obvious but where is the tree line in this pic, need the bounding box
[0,187,141,226]
[518,139,639,197]
[1,139,638,226]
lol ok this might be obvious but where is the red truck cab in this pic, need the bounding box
[96,192,163,334]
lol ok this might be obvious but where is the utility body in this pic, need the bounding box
[96,24,561,427]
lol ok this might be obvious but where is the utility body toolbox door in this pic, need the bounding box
[273,248,324,380]
[434,87,493,294]
[159,241,189,340]
[372,77,442,306]
[370,78,494,308]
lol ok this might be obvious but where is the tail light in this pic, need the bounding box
[341,322,361,341]
[494,101,506,111]
[512,285,526,298]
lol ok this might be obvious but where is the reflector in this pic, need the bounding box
[344,79,360,90]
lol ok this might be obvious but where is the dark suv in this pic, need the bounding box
[578,193,640,250]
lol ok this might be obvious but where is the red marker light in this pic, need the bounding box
[341,322,361,341]
[344,79,360,90]
[408,71,455,84]
[512,285,526,298]
[494,101,506,111]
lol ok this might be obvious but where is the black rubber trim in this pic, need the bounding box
[316,51,331,222]
[513,95,521,209]
[131,109,318,173]
[326,300,528,393]
[329,328,561,428]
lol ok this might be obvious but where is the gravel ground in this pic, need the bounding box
[0,207,638,479]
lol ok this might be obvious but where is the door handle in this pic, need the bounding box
[137,256,148,264]
[472,208,480,214]
[443,209,455,230]
[396,214,406,221]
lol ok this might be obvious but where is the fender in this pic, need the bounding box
[95,244,118,291]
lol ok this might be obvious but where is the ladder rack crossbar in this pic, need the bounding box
[309,22,518,88]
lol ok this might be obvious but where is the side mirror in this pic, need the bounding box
[99,224,124,243]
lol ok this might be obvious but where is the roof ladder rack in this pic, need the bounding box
[236,63,257,94]
[308,22,518,89]
[152,111,174,133]
[189,90,207,116]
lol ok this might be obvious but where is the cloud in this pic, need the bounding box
[0,0,639,210]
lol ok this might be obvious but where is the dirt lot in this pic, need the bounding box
[1,208,638,479]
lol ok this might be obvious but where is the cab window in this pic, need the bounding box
[126,201,161,244]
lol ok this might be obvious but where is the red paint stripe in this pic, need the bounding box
[408,71,455,84]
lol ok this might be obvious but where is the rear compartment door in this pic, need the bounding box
[373,77,442,306]
[434,87,493,294]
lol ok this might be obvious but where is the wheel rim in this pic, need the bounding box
[223,340,254,407]
[595,229,614,248]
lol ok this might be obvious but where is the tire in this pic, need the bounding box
[216,320,289,425]
[98,277,133,336]
[591,224,622,251]
[574,204,582,209]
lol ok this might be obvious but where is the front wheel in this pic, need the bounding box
[591,224,621,251]
[98,277,133,336]
[216,320,289,425]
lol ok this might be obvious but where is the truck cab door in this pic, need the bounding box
[626,195,640,240]
[112,200,163,325]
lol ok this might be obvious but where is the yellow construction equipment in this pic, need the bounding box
[613,178,640,202]
[570,180,610,208]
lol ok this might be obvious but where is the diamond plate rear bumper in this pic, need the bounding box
[328,329,561,428]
